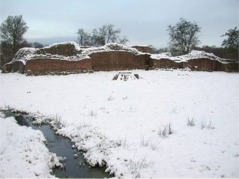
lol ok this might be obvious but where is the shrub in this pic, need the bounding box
[201,120,215,130]
[158,123,174,138]
[127,156,152,178]
[187,118,195,126]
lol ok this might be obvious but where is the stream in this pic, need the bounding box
[1,109,113,178]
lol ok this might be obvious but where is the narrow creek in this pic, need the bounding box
[1,109,113,178]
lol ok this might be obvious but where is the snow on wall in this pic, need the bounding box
[151,50,235,64]
[42,41,81,51]
[10,42,143,64]
[7,42,237,73]
[10,41,235,65]
[11,47,37,65]
[81,43,143,56]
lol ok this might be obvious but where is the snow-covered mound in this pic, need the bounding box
[81,43,143,56]
[11,47,37,65]
[42,41,81,51]
[10,42,143,64]
[151,50,234,64]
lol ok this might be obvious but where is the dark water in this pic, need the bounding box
[2,110,113,178]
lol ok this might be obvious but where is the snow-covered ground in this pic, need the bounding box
[0,70,239,177]
[0,114,62,178]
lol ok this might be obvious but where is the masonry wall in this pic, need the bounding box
[152,58,239,72]
[222,63,239,72]
[187,58,223,71]
[153,59,184,69]
[90,51,152,71]
[25,58,92,75]
[2,51,238,75]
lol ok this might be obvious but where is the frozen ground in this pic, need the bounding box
[0,70,239,177]
[0,114,62,178]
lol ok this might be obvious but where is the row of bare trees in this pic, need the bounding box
[77,24,128,46]
[0,15,238,66]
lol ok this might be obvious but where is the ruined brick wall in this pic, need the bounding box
[153,59,183,69]
[25,58,92,75]
[90,51,151,71]
[151,58,237,71]
[187,58,224,71]
[12,61,25,73]
[36,43,79,56]
[131,46,152,53]
[223,63,239,72]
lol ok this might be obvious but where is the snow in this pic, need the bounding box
[9,42,235,67]
[151,50,234,64]
[81,43,143,56]
[43,41,81,51]
[10,42,143,64]
[0,70,239,177]
[11,47,36,65]
[0,114,62,178]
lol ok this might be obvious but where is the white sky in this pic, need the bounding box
[0,0,238,48]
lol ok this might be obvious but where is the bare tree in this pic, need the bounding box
[0,15,28,54]
[168,18,201,55]
[101,24,121,44]
[91,28,105,46]
[77,24,128,46]
[221,27,239,50]
[77,28,91,46]
[118,36,129,45]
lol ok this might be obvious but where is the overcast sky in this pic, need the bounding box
[0,0,238,48]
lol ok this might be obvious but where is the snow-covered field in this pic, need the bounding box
[0,70,239,177]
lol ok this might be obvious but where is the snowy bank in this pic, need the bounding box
[0,113,62,178]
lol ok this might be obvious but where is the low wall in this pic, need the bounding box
[25,58,92,75]
[222,63,239,72]
[90,51,151,71]
[152,58,238,72]
[153,59,184,69]
[2,61,25,73]
[187,58,223,71]
[2,50,238,75]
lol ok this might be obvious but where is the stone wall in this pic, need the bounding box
[25,58,92,75]
[90,51,152,71]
